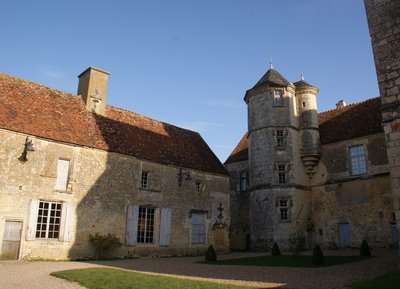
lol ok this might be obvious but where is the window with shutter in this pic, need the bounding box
[191,213,206,244]
[160,208,172,246]
[55,159,69,191]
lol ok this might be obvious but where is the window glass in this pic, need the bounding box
[349,145,367,175]
[137,207,155,243]
[36,201,62,239]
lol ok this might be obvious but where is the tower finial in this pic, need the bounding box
[269,58,274,70]
[301,73,304,80]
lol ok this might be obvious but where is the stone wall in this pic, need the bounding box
[364,0,400,251]
[0,129,230,259]
[311,132,393,248]
[225,160,250,250]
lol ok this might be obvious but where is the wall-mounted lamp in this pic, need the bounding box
[177,168,191,187]
[18,137,35,162]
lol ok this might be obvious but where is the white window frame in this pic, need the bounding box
[349,145,367,175]
[195,181,204,193]
[273,89,284,106]
[26,199,73,242]
[137,206,155,244]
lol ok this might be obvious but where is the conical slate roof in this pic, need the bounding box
[253,68,290,88]
[293,79,316,88]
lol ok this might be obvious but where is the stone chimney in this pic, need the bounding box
[77,67,110,115]
[336,100,346,108]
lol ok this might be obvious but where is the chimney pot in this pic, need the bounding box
[336,100,346,108]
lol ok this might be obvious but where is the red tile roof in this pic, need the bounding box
[225,98,383,164]
[0,73,228,176]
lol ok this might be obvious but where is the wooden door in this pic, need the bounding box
[338,223,351,248]
[0,221,22,260]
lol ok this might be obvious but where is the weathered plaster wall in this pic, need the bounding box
[0,129,230,259]
[225,160,249,250]
[311,133,393,248]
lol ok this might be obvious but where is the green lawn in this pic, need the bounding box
[51,268,259,289]
[203,255,371,267]
[349,271,400,289]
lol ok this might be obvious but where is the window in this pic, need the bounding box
[55,159,69,191]
[137,207,155,243]
[273,90,284,106]
[279,199,289,221]
[141,171,149,189]
[191,213,206,244]
[349,145,367,175]
[35,201,62,239]
[276,130,285,149]
[239,171,248,191]
[195,181,204,193]
[277,164,287,184]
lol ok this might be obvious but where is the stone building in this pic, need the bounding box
[364,0,400,257]
[226,66,396,251]
[0,67,230,260]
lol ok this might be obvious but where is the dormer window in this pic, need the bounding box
[273,89,284,106]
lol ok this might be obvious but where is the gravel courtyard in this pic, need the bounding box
[0,249,398,289]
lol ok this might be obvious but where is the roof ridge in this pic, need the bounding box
[0,72,78,99]
[318,96,380,115]
[107,105,200,135]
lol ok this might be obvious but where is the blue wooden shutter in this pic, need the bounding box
[125,205,139,245]
[160,208,172,246]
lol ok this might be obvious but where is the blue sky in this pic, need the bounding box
[1,0,378,162]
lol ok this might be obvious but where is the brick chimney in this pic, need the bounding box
[336,100,346,108]
[77,67,110,115]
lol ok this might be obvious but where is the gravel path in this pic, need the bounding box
[0,249,398,289]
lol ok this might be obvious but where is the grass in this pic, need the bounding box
[202,255,372,267]
[51,268,258,289]
[349,271,400,289]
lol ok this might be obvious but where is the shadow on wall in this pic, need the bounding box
[67,112,224,259]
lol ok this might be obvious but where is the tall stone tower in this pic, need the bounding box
[244,65,320,250]
[364,0,400,253]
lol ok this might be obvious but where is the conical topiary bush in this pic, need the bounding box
[360,240,371,257]
[312,245,325,266]
[271,242,281,256]
[205,245,217,262]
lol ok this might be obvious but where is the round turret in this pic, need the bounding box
[294,78,320,177]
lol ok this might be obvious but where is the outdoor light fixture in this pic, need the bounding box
[18,136,35,162]
[177,168,191,187]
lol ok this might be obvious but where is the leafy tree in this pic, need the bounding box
[288,232,306,257]
[89,233,122,260]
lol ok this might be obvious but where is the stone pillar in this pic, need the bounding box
[364,0,400,256]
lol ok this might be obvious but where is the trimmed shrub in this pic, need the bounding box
[271,242,281,256]
[360,240,371,257]
[312,245,325,265]
[89,233,122,260]
[205,245,217,262]
[288,232,306,257]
